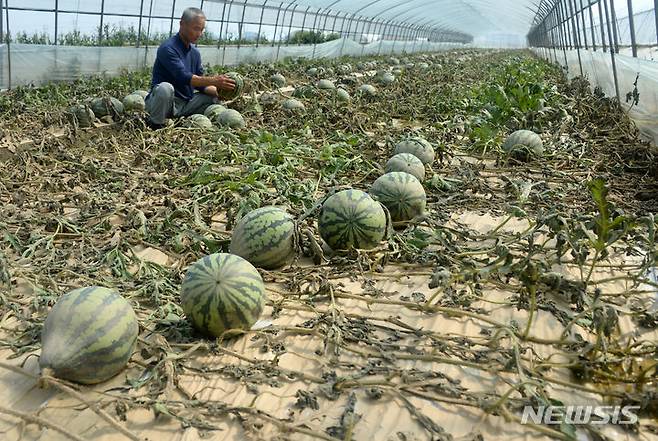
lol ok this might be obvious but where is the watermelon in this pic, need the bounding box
[336,88,351,102]
[39,286,138,384]
[67,104,95,128]
[181,253,265,337]
[503,130,544,160]
[216,109,245,129]
[317,79,336,90]
[282,98,305,111]
[204,103,227,119]
[90,97,124,118]
[358,84,377,97]
[122,93,145,112]
[186,114,213,129]
[370,172,427,223]
[337,64,352,75]
[132,90,149,99]
[259,93,279,107]
[229,206,296,269]
[385,153,425,181]
[271,73,286,88]
[394,137,435,165]
[318,189,387,251]
[375,70,395,85]
[218,72,245,101]
[293,85,317,99]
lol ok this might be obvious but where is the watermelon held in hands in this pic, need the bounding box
[370,172,427,223]
[181,253,265,338]
[318,189,387,251]
[218,72,245,101]
[502,130,544,160]
[39,286,139,384]
[385,153,425,181]
[230,206,297,270]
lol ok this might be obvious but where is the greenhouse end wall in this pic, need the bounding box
[0,38,465,90]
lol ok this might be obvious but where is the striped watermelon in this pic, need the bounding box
[230,206,296,269]
[90,97,124,118]
[503,130,544,160]
[370,172,427,223]
[318,189,387,251]
[218,72,245,101]
[216,109,245,129]
[204,103,227,119]
[181,253,265,337]
[39,286,138,384]
[385,153,425,181]
[394,137,435,165]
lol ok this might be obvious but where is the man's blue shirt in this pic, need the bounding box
[151,33,204,101]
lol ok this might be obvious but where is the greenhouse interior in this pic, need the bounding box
[1,0,658,440]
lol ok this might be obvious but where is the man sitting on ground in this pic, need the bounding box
[146,7,235,129]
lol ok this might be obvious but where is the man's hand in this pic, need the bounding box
[214,75,236,91]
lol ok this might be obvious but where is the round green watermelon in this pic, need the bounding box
[204,103,227,120]
[318,189,387,251]
[39,286,138,384]
[230,206,296,269]
[271,73,286,88]
[218,72,245,101]
[216,109,245,129]
[90,97,124,118]
[122,93,145,112]
[502,130,544,160]
[370,172,427,223]
[67,104,95,128]
[282,98,305,111]
[394,137,435,165]
[181,253,265,337]
[385,153,425,181]
[186,114,213,129]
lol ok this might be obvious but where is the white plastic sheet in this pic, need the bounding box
[0,38,464,90]
[534,47,658,145]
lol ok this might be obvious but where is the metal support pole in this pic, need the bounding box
[0,0,3,44]
[221,0,235,65]
[256,0,268,47]
[568,0,583,76]
[627,0,637,57]
[4,0,10,89]
[556,0,569,69]
[378,19,392,55]
[588,0,596,51]
[99,0,105,44]
[603,0,620,101]
[282,3,297,45]
[169,0,177,36]
[54,0,58,44]
[271,1,283,47]
[598,0,607,52]
[609,0,619,53]
[237,2,247,48]
[137,0,145,47]
[655,0,658,47]
[578,0,587,49]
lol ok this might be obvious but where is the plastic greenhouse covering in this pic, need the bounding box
[1,1,658,441]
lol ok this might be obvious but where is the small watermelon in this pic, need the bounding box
[122,93,145,112]
[132,90,149,99]
[503,130,544,160]
[385,153,425,181]
[271,73,286,88]
[317,79,336,90]
[218,72,245,101]
[39,286,138,384]
[282,98,305,111]
[216,109,245,129]
[90,97,124,118]
[336,88,351,102]
[67,104,95,127]
[181,253,265,337]
[370,172,427,223]
[230,206,296,269]
[186,114,213,129]
[293,85,317,99]
[204,103,227,119]
[394,137,435,165]
[318,189,387,251]
[358,84,377,97]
